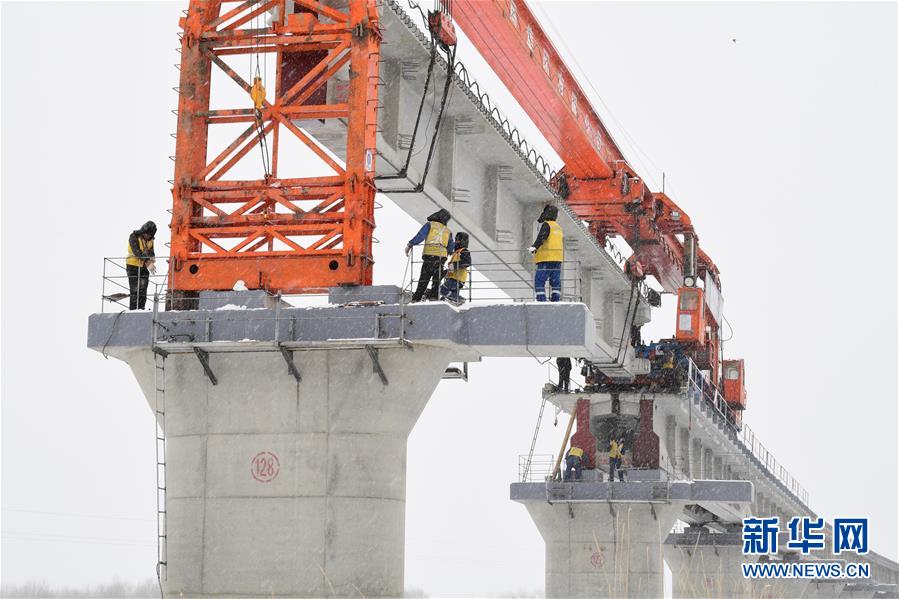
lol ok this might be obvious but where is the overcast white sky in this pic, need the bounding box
[1,1,897,595]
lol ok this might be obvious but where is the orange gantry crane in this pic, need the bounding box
[171,0,381,294]
[168,0,744,412]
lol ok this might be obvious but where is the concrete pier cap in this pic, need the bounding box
[88,286,614,597]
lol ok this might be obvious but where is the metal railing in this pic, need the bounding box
[102,256,414,351]
[684,359,810,506]
[101,257,171,313]
[518,454,556,482]
[406,248,582,304]
[102,249,582,315]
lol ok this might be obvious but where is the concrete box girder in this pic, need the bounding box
[299,0,650,377]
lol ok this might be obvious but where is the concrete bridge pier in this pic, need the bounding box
[664,542,756,598]
[90,287,619,597]
[526,501,679,599]
[802,580,847,598]
[511,479,753,599]
[125,345,453,597]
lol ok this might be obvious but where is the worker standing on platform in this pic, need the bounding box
[564,443,584,481]
[406,209,454,302]
[528,205,563,302]
[608,438,624,482]
[440,232,471,305]
[556,357,572,392]
[126,221,157,310]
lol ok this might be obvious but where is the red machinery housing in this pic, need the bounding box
[723,359,747,410]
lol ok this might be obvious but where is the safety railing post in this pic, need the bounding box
[152,290,159,346]
[101,258,108,313]
[274,293,282,342]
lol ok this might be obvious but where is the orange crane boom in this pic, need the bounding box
[452,0,737,394]
[452,0,720,295]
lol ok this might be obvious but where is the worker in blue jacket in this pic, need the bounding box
[405,208,453,302]
[528,205,563,301]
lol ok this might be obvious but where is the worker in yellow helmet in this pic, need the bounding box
[528,205,563,301]
[564,443,585,481]
[406,208,453,302]
[608,438,624,482]
[440,232,471,305]
[126,221,157,310]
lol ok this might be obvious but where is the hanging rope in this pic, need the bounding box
[249,2,271,178]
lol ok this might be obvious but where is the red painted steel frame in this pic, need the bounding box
[171,0,381,294]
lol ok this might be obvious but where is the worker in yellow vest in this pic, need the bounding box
[440,232,471,305]
[564,443,585,481]
[405,209,453,302]
[126,221,157,310]
[528,205,563,301]
[608,438,624,482]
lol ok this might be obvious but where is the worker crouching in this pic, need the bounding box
[406,209,453,302]
[126,221,157,310]
[440,232,471,305]
[528,205,563,302]
[564,444,584,481]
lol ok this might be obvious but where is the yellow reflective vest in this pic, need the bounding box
[423,222,450,257]
[446,249,469,283]
[568,446,584,459]
[534,220,563,263]
[608,441,622,459]
[126,237,154,268]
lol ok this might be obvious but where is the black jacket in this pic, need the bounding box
[128,221,157,262]
[532,205,559,248]
[455,248,472,270]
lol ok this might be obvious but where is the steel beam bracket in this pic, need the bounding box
[279,345,302,383]
[366,345,388,386]
[193,347,218,385]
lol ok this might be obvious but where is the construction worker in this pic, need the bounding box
[660,350,676,389]
[556,357,572,392]
[406,209,454,302]
[564,443,585,482]
[126,221,157,310]
[528,205,563,302]
[608,438,624,482]
[440,232,471,305]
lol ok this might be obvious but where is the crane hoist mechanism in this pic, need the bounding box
[167,0,746,420]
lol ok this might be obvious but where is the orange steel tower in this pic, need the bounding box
[170,0,381,295]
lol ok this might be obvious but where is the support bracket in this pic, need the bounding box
[193,347,218,386]
[279,345,302,383]
[366,345,388,385]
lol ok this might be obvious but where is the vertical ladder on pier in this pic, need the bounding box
[522,396,548,482]
[153,350,168,586]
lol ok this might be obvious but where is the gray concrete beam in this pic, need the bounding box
[90,294,616,361]
[511,480,753,505]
